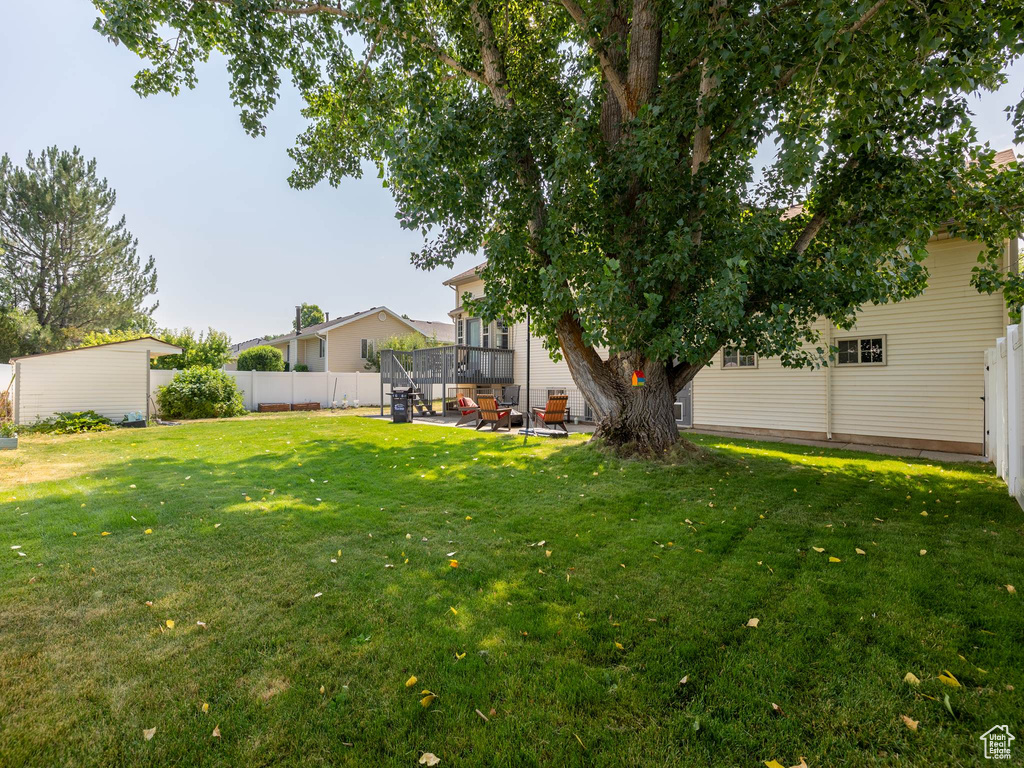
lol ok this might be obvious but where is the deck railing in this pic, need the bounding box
[380,345,514,386]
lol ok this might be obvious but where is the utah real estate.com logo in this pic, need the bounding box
[980,725,1014,760]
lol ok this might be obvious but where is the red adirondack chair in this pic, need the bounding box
[455,395,481,427]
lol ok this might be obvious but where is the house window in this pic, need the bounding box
[360,338,372,359]
[285,345,290,363]
[319,338,325,358]
[457,317,464,345]
[722,347,756,368]
[465,318,482,347]
[836,335,886,366]
[482,322,490,348]
[497,320,510,350]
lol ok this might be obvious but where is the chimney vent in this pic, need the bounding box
[295,305,302,335]
[325,312,329,322]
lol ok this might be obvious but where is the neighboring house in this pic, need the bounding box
[405,151,1018,454]
[265,306,454,373]
[11,337,183,425]
[224,337,269,371]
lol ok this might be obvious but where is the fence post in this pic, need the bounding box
[290,370,295,407]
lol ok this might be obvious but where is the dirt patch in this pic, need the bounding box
[252,675,291,701]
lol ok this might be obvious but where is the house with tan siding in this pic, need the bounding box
[428,227,1017,455]
[265,307,453,373]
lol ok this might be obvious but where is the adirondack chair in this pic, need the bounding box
[455,395,481,427]
[475,394,512,431]
[531,394,569,433]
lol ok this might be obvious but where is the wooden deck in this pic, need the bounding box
[380,346,514,387]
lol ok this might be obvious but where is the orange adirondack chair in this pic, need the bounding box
[475,394,512,431]
[531,394,569,433]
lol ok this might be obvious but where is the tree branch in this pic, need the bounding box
[557,0,631,117]
[200,0,489,88]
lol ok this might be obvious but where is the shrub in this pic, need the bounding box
[26,410,114,434]
[236,344,285,372]
[0,421,17,438]
[293,363,310,372]
[157,366,246,420]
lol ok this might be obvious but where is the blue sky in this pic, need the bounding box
[1,1,1021,341]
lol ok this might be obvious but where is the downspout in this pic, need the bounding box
[824,319,833,441]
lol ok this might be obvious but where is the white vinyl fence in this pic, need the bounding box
[150,370,386,412]
[985,324,1024,509]
[0,363,14,412]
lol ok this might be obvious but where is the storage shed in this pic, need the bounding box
[11,337,182,426]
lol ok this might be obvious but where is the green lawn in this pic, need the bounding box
[1,412,1021,767]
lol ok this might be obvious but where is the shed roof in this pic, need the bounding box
[11,337,183,362]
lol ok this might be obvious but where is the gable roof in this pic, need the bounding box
[265,306,429,345]
[11,336,183,362]
[406,319,456,342]
[443,261,487,286]
[229,337,269,354]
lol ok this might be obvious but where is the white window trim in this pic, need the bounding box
[835,334,887,367]
[722,347,758,369]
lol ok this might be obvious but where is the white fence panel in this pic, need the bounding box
[984,325,1024,510]
[0,362,14,395]
[148,369,384,412]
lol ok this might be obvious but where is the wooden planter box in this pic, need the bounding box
[258,403,291,413]
[292,402,321,411]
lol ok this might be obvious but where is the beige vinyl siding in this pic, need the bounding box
[300,337,326,372]
[17,348,149,424]
[693,322,829,434]
[691,237,1007,450]
[828,237,1004,447]
[327,311,420,372]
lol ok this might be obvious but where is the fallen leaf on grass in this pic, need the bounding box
[419,753,440,766]
[811,547,825,553]
[679,675,689,685]
[406,676,418,688]
[1007,584,1016,594]
[320,685,325,694]
[165,620,175,629]
[449,560,459,568]
[420,692,437,707]
[938,670,960,688]
[614,642,624,650]
[855,548,866,556]
[764,761,785,768]
[212,725,221,738]
[746,618,760,628]
[144,529,152,535]
[545,550,552,558]
[143,727,156,741]
[919,549,927,556]
[790,759,808,768]
[202,702,209,713]
[449,606,458,615]
[455,652,466,660]
[943,693,954,717]
[101,532,111,537]
[904,672,921,686]
[828,557,842,563]
[770,702,785,717]
[901,714,919,732]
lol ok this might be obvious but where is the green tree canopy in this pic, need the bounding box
[0,146,157,348]
[79,327,233,369]
[93,0,1024,451]
[295,303,325,331]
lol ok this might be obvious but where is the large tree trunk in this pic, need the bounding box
[555,313,692,455]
